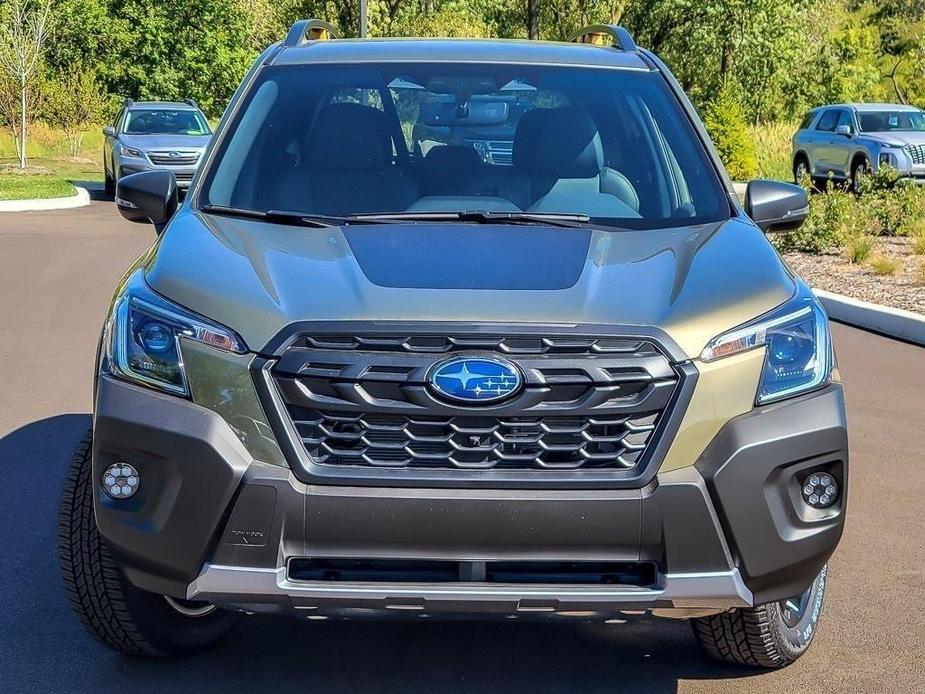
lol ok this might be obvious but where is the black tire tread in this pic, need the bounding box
[692,604,789,668]
[58,430,167,656]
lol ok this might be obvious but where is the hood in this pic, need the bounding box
[120,133,211,151]
[144,212,796,360]
[864,131,925,148]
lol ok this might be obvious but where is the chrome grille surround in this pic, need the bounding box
[906,144,925,166]
[147,150,200,166]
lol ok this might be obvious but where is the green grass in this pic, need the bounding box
[748,120,797,182]
[0,174,76,200]
[869,255,900,276]
[0,157,103,182]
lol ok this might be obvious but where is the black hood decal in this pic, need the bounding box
[342,224,592,290]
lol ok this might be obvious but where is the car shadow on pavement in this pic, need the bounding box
[71,180,109,201]
[0,416,759,693]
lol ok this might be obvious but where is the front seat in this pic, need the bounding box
[294,102,417,215]
[511,108,640,217]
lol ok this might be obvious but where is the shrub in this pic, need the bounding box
[844,234,875,263]
[868,255,900,275]
[704,81,759,181]
[747,120,797,181]
[917,260,925,285]
[859,167,925,236]
[912,233,925,256]
[773,186,856,253]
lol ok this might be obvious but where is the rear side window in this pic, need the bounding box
[798,111,815,130]
[816,110,840,132]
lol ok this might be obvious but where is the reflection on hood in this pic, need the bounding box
[144,211,795,359]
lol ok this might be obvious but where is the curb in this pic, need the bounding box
[0,185,90,212]
[814,289,925,347]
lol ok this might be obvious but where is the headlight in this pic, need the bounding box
[105,271,246,396]
[700,294,832,404]
[880,152,898,167]
[119,144,145,158]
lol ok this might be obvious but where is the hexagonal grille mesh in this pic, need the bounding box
[290,408,659,470]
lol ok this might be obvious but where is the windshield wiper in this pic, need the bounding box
[348,210,590,229]
[200,205,592,230]
[199,204,351,228]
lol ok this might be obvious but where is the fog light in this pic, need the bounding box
[801,472,838,509]
[102,462,140,499]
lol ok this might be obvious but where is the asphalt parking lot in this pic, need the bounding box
[1,201,923,693]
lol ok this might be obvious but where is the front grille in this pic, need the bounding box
[147,151,200,166]
[290,408,659,470]
[907,144,925,166]
[268,331,681,477]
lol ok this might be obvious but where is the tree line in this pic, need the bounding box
[1,0,924,168]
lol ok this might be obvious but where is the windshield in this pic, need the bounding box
[201,63,729,230]
[125,109,210,136]
[858,111,925,133]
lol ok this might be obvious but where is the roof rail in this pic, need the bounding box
[284,19,338,47]
[568,24,637,52]
[184,98,199,108]
[122,97,134,108]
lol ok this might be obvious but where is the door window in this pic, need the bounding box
[816,110,840,132]
[836,110,854,134]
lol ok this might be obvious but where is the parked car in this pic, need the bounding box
[102,99,212,195]
[792,102,925,192]
[59,20,847,669]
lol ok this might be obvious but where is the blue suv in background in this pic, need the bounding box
[792,103,925,192]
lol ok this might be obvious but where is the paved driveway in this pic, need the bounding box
[1,203,923,692]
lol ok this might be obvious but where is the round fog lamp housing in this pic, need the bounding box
[102,462,140,499]
[801,473,838,509]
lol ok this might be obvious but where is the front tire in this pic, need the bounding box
[58,430,238,656]
[851,158,870,195]
[793,156,810,186]
[104,169,115,197]
[691,565,828,668]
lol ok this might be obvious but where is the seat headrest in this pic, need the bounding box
[423,145,483,170]
[307,103,392,170]
[513,108,603,178]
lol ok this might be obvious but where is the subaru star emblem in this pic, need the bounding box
[428,356,523,404]
[168,151,180,158]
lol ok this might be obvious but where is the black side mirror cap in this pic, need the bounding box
[745,179,809,233]
[115,170,178,234]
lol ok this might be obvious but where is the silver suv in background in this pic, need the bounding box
[791,103,925,192]
[103,100,212,195]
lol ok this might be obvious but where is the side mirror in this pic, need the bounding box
[115,171,178,234]
[102,126,116,137]
[745,180,809,233]
[834,124,852,137]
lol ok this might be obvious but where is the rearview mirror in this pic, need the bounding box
[745,180,809,233]
[102,126,115,137]
[835,124,852,137]
[420,99,509,127]
[115,170,178,234]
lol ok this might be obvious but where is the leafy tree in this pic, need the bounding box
[0,0,53,168]
[43,67,106,155]
[704,80,758,181]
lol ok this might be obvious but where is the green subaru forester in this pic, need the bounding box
[59,20,846,668]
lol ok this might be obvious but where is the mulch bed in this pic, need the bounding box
[781,237,925,315]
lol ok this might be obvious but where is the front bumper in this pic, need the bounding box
[115,157,198,188]
[92,375,847,616]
